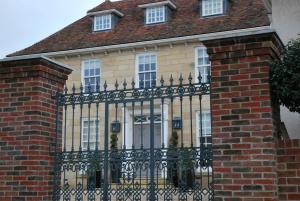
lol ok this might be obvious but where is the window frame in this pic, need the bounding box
[196,110,212,148]
[93,14,112,31]
[196,110,212,173]
[81,59,101,93]
[195,46,211,83]
[145,6,166,25]
[81,117,99,151]
[135,52,158,89]
[201,0,225,17]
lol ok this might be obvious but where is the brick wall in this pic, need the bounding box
[277,140,300,201]
[0,58,71,201]
[203,33,283,201]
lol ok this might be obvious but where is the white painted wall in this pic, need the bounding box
[271,0,300,139]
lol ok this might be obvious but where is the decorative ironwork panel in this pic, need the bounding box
[53,74,213,201]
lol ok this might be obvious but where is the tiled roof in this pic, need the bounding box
[8,0,270,57]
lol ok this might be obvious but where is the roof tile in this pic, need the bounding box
[9,0,270,57]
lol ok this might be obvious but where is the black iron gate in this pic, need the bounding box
[53,74,213,201]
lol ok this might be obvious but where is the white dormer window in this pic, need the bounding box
[94,14,112,31]
[88,9,124,31]
[202,0,224,17]
[139,1,176,25]
[146,6,166,24]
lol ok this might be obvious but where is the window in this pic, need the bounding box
[202,0,224,17]
[196,111,212,147]
[94,14,112,31]
[82,59,101,92]
[195,47,211,83]
[81,118,99,151]
[136,53,157,88]
[146,6,166,24]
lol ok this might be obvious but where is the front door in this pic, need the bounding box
[133,120,161,178]
[134,123,161,149]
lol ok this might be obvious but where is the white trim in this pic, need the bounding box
[138,0,177,10]
[3,26,274,60]
[135,52,157,88]
[87,9,124,17]
[81,59,101,92]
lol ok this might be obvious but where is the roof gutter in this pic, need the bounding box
[4,26,275,61]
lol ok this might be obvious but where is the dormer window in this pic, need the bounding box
[87,9,124,32]
[146,6,166,24]
[94,14,112,31]
[202,0,225,17]
[139,1,177,25]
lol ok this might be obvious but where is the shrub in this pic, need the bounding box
[270,39,300,113]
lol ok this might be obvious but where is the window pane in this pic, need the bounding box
[151,63,156,70]
[84,69,89,76]
[90,68,95,76]
[145,63,150,71]
[95,68,100,76]
[198,58,204,65]
[151,72,156,80]
[145,72,150,80]
[145,55,150,64]
[151,80,156,87]
[145,81,151,88]
[90,77,95,84]
[84,78,89,84]
[139,64,144,71]
[139,74,144,81]
[139,56,145,64]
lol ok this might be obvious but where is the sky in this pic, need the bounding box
[0,0,108,59]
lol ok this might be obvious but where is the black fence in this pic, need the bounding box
[53,74,213,201]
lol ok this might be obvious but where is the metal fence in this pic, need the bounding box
[53,73,213,201]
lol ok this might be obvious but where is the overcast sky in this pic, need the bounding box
[0,0,109,59]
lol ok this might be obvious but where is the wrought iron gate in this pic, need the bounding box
[53,74,213,201]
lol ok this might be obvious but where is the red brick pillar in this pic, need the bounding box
[0,58,72,201]
[277,139,300,201]
[203,33,283,201]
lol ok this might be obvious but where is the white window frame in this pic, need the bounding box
[81,59,101,93]
[196,110,212,147]
[202,0,224,17]
[94,14,112,31]
[135,53,157,88]
[196,110,212,173]
[195,47,211,83]
[81,118,99,151]
[146,6,166,24]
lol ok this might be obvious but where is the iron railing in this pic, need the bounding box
[53,73,213,201]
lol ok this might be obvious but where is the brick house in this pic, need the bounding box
[1,0,299,201]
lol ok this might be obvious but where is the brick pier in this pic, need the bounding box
[203,33,283,201]
[0,57,71,201]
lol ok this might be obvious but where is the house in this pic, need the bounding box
[4,0,276,200]
[263,0,300,139]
